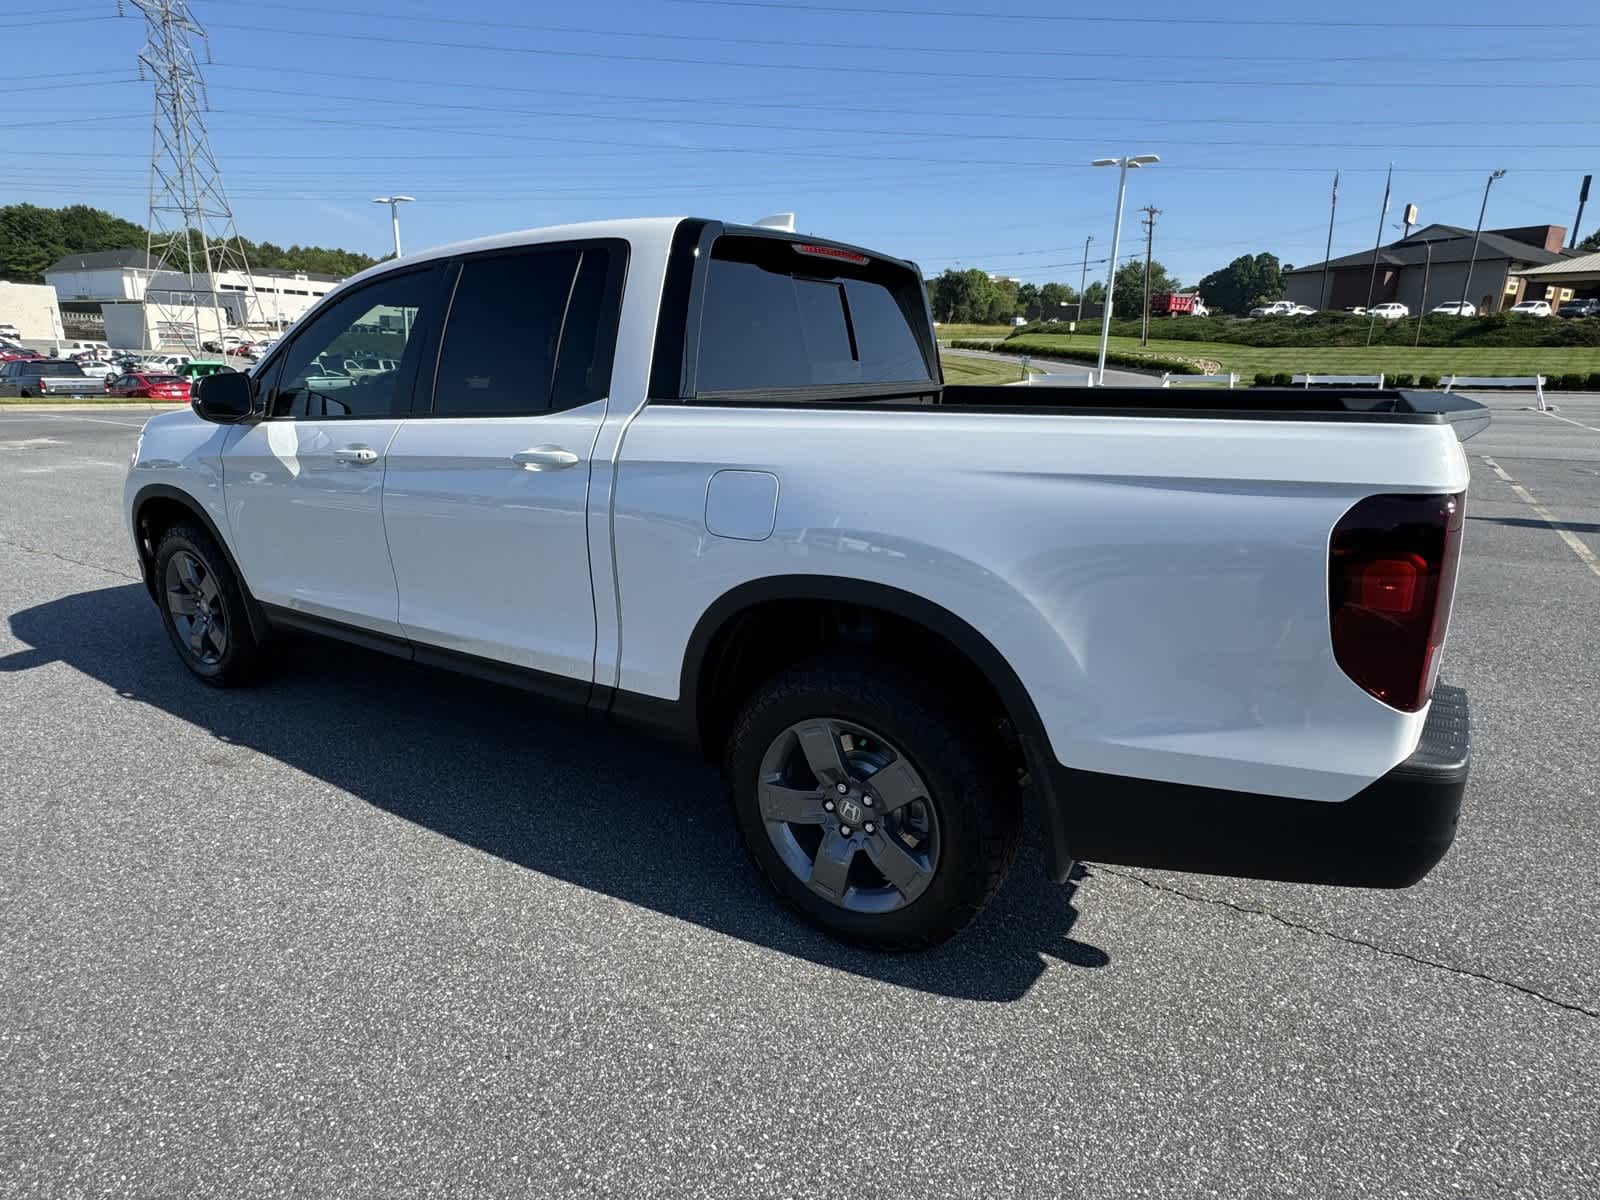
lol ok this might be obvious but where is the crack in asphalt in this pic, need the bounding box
[1096,866,1600,1020]
[0,536,139,582]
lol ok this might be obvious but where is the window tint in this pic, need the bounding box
[433,249,579,417]
[694,235,934,394]
[272,268,435,418]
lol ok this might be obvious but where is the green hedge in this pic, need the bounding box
[951,339,1201,376]
[1014,312,1600,350]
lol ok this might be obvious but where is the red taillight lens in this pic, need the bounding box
[1329,492,1464,712]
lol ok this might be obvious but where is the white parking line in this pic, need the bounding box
[5,411,149,430]
[1481,455,1600,579]
[1539,410,1600,435]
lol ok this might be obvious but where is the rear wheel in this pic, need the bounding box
[727,659,1020,949]
[153,523,265,686]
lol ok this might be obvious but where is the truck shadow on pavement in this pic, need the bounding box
[4,584,1109,1002]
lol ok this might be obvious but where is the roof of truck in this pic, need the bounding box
[335,217,913,298]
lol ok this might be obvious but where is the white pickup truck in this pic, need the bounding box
[125,217,1480,948]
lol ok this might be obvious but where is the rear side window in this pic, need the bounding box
[694,235,934,395]
[431,241,626,418]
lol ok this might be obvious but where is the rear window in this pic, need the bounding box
[694,235,933,395]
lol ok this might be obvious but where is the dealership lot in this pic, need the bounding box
[2,398,1597,1197]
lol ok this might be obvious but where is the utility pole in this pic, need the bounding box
[1139,205,1161,347]
[126,0,260,353]
[1319,170,1339,311]
[1076,234,1093,331]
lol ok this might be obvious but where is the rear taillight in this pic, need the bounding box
[1329,492,1464,711]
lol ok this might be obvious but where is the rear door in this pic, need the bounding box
[221,264,445,633]
[380,240,627,690]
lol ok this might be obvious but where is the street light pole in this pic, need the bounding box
[1092,154,1159,385]
[1457,170,1505,315]
[371,194,415,258]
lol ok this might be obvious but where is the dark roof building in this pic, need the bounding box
[1285,223,1571,313]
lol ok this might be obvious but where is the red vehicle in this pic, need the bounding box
[105,371,192,401]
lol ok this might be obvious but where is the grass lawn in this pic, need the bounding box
[933,323,1014,342]
[939,353,1029,386]
[1004,335,1600,380]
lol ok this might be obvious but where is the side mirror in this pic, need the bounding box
[192,370,259,424]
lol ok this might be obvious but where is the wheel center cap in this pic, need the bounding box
[838,798,862,825]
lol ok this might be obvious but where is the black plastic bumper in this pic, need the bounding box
[1043,685,1471,888]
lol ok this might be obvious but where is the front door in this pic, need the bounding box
[222,264,443,634]
[381,241,627,685]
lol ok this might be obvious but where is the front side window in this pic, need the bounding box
[271,268,436,418]
[694,235,934,395]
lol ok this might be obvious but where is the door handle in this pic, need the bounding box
[333,444,379,465]
[512,445,580,471]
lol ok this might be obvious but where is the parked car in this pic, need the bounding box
[1248,300,1297,318]
[1342,306,1367,316]
[105,372,191,401]
[74,359,119,380]
[126,215,1479,948]
[176,359,237,381]
[1287,304,1317,316]
[1430,301,1477,316]
[1369,302,1410,320]
[1507,300,1552,318]
[0,358,106,397]
[138,354,192,372]
[1557,298,1600,318]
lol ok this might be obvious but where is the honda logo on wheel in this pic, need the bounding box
[839,800,862,824]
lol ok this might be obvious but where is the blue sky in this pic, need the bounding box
[10,0,1599,286]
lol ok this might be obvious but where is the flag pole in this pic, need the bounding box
[1365,164,1393,348]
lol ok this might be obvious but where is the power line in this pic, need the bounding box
[176,81,1600,152]
[183,0,1600,66]
[190,61,1600,129]
[191,19,1600,89]
[669,0,1600,32]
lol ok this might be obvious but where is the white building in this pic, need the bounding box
[44,249,342,348]
[0,281,66,341]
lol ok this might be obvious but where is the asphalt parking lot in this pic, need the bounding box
[2,397,1597,1199]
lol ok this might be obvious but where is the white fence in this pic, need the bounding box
[1442,374,1547,412]
[1292,373,1385,388]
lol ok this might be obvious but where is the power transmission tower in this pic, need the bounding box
[1138,205,1161,347]
[124,0,257,351]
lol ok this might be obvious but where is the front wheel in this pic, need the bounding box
[153,523,265,686]
[727,660,1021,950]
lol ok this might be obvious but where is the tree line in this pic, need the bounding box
[926,259,1184,325]
[0,203,380,285]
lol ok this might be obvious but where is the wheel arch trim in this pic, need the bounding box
[130,482,269,644]
[677,574,1055,760]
